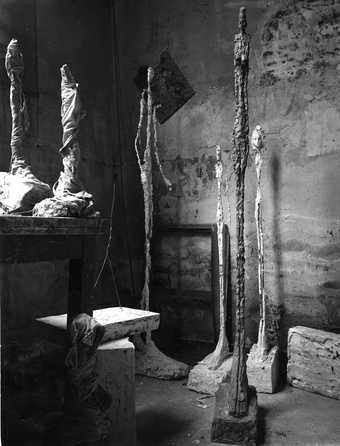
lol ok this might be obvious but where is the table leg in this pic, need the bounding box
[68,258,83,327]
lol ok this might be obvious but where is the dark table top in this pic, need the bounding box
[0,216,110,236]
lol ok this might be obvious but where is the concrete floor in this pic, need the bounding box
[136,376,340,446]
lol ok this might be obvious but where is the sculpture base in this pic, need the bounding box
[247,345,280,393]
[96,338,136,446]
[211,384,258,445]
[187,355,233,395]
[133,337,190,380]
[33,194,94,217]
[0,171,52,214]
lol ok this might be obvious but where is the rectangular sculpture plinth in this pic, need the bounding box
[287,326,340,400]
[97,338,136,446]
[36,306,160,345]
[211,384,258,445]
[247,345,279,393]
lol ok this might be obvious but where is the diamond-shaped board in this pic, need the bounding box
[134,51,195,124]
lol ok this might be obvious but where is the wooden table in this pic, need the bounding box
[0,216,109,325]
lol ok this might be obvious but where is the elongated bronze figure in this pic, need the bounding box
[212,10,258,444]
[228,6,251,417]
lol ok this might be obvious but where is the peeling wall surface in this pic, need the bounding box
[116,0,340,347]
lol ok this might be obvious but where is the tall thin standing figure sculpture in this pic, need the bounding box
[253,125,267,357]
[246,125,280,393]
[133,67,189,379]
[140,67,154,315]
[212,8,258,445]
[212,144,230,365]
[187,145,232,395]
[0,39,51,214]
[33,65,94,217]
[228,5,251,418]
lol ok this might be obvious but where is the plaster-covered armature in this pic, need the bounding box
[33,65,94,217]
[133,67,189,379]
[0,39,51,214]
[247,125,280,394]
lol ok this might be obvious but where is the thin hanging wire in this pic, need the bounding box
[92,182,121,307]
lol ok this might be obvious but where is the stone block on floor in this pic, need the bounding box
[287,326,340,400]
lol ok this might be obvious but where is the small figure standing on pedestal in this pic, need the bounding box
[33,65,94,217]
[187,145,232,395]
[246,125,280,394]
[211,7,258,445]
[0,39,52,214]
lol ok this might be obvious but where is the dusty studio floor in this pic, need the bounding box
[136,376,340,446]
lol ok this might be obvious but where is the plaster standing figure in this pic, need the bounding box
[0,39,51,214]
[187,145,232,394]
[208,145,230,366]
[133,67,189,379]
[211,8,258,445]
[33,65,95,217]
[252,125,267,357]
[246,125,280,393]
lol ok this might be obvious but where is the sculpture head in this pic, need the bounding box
[147,66,154,85]
[5,39,24,79]
[239,7,247,33]
[216,144,221,162]
[251,124,265,156]
[61,64,76,86]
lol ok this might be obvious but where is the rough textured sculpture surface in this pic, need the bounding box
[63,313,112,443]
[33,65,94,217]
[133,67,189,379]
[140,68,153,313]
[212,11,258,444]
[0,39,51,214]
[228,6,251,418]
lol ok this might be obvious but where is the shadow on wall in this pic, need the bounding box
[270,151,284,351]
